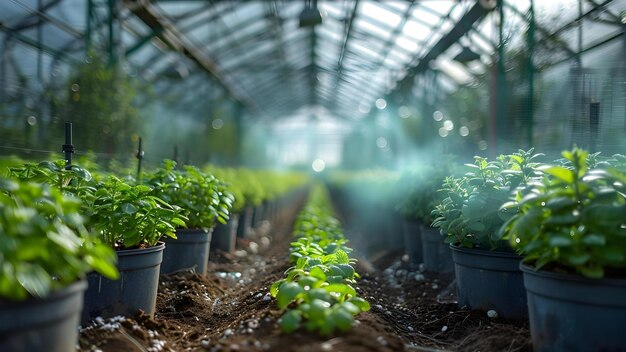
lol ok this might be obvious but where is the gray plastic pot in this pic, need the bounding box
[161,229,212,275]
[522,264,626,351]
[0,280,86,352]
[402,220,422,265]
[82,242,164,325]
[421,225,454,273]
[211,214,240,253]
[451,245,527,319]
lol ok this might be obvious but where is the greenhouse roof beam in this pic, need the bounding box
[336,0,359,76]
[398,1,492,87]
[0,23,79,64]
[122,0,254,111]
[9,0,64,32]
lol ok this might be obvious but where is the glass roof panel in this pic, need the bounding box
[360,2,403,28]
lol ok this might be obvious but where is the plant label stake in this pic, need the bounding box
[62,122,74,170]
[136,137,144,180]
[173,145,179,168]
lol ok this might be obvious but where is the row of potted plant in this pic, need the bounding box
[270,185,370,335]
[0,158,307,352]
[425,148,626,351]
[204,165,308,251]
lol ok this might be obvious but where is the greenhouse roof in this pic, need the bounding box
[1,0,624,120]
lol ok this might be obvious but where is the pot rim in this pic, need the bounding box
[520,263,626,287]
[175,227,212,234]
[450,243,521,259]
[117,241,165,256]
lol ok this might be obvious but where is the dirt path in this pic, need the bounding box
[79,195,531,352]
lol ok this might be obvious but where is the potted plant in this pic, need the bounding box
[395,169,426,265]
[206,167,245,253]
[0,178,117,351]
[396,165,454,273]
[80,174,186,323]
[499,148,626,351]
[432,149,541,319]
[146,161,233,274]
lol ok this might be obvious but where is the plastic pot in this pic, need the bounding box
[521,264,626,351]
[237,207,253,239]
[211,214,240,253]
[421,225,454,273]
[402,220,423,265]
[251,203,266,228]
[0,280,86,352]
[161,229,212,275]
[451,245,527,319]
[82,242,164,325]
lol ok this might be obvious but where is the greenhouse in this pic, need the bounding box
[0,0,625,351]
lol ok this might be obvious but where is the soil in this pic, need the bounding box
[78,198,532,352]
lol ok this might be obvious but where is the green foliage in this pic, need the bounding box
[0,178,118,301]
[498,148,626,278]
[87,176,187,248]
[9,160,187,249]
[145,160,234,229]
[271,185,369,335]
[9,160,95,200]
[431,149,543,250]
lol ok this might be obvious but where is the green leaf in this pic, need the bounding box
[323,283,356,297]
[121,203,137,215]
[308,299,331,320]
[309,266,327,280]
[339,301,361,315]
[549,236,572,247]
[582,234,605,246]
[566,253,590,265]
[336,264,355,279]
[348,297,370,311]
[579,265,603,279]
[332,308,354,332]
[279,310,302,333]
[276,282,304,309]
[307,288,332,302]
[539,166,575,183]
[16,264,51,298]
[335,250,350,264]
[298,276,319,288]
[270,279,285,297]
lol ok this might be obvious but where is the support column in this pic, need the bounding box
[527,0,535,149]
[495,0,507,153]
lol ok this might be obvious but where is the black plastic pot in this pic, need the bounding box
[251,203,266,228]
[521,264,626,351]
[237,207,253,239]
[451,245,527,319]
[82,242,164,325]
[421,225,454,273]
[161,229,212,275]
[211,214,240,253]
[0,280,86,352]
[402,220,422,265]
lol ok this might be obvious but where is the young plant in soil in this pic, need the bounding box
[0,178,118,300]
[271,186,370,335]
[499,148,626,278]
[432,149,543,250]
